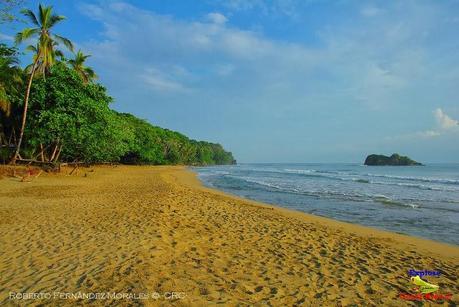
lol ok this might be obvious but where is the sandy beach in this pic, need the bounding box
[0,165,458,306]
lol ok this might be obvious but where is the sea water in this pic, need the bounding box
[194,163,459,245]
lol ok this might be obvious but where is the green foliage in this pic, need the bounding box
[0,44,22,116]
[10,3,74,163]
[3,62,235,165]
[23,63,126,162]
[364,153,422,166]
[1,2,236,166]
[116,113,235,165]
[68,50,97,83]
[16,4,73,75]
[0,44,23,148]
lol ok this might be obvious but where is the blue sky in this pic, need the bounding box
[2,0,459,163]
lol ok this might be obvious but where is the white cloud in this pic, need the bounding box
[79,1,459,161]
[0,33,13,41]
[387,108,459,141]
[434,108,459,130]
[361,7,383,17]
[81,1,451,105]
[217,0,318,19]
[141,67,189,93]
[417,130,441,138]
[206,12,227,25]
[80,1,320,95]
[221,0,262,11]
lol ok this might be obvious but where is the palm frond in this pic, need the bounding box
[55,49,64,60]
[14,28,39,45]
[48,14,66,28]
[68,50,98,83]
[21,9,40,27]
[0,91,12,116]
[85,67,97,79]
[25,62,38,75]
[0,55,18,67]
[80,53,91,61]
[73,50,91,65]
[53,34,74,52]
[12,73,23,84]
[38,4,52,28]
[25,44,38,53]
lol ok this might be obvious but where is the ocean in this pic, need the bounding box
[194,163,459,246]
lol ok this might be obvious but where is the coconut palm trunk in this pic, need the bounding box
[10,59,38,164]
[11,4,73,164]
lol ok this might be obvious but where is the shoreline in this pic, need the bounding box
[179,167,459,261]
[1,165,458,305]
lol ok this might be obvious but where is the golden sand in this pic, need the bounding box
[0,165,458,306]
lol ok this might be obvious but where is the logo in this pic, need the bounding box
[410,275,439,294]
[408,269,440,278]
[399,271,453,301]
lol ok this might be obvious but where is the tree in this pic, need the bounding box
[11,4,73,163]
[116,112,235,166]
[0,44,23,163]
[27,63,130,163]
[0,44,22,118]
[0,44,23,154]
[2,3,236,166]
[68,50,97,84]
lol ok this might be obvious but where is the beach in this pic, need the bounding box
[0,165,458,306]
[196,163,459,245]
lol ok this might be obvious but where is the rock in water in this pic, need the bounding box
[364,153,423,166]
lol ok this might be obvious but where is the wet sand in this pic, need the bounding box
[0,165,458,306]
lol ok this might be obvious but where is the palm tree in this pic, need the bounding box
[0,44,22,147]
[10,4,73,164]
[24,42,64,76]
[68,50,97,84]
[0,44,22,118]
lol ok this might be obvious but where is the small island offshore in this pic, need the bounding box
[364,153,423,166]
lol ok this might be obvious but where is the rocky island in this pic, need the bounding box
[364,153,423,166]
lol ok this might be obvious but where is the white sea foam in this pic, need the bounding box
[197,164,459,245]
[365,173,459,185]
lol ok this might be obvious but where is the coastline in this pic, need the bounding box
[183,167,459,261]
[1,165,458,305]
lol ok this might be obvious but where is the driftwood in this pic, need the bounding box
[69,164,80,175]
[15,159,61,172]
[3,159,119,176]
[59,161,88,176]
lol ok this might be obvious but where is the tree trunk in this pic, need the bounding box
[10,60,38,164]
[53,144,63,162]
[39,143,45,162]
[10,127,17,145]
[49,141,59,162]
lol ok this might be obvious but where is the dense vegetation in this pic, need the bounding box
[0,4,235,166]
[0,5,235,165]
[118,113,235,165]
[364,153,422,166]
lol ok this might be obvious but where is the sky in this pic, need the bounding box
[1,0,459,163]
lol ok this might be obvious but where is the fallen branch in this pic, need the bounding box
[15,159,60,172]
